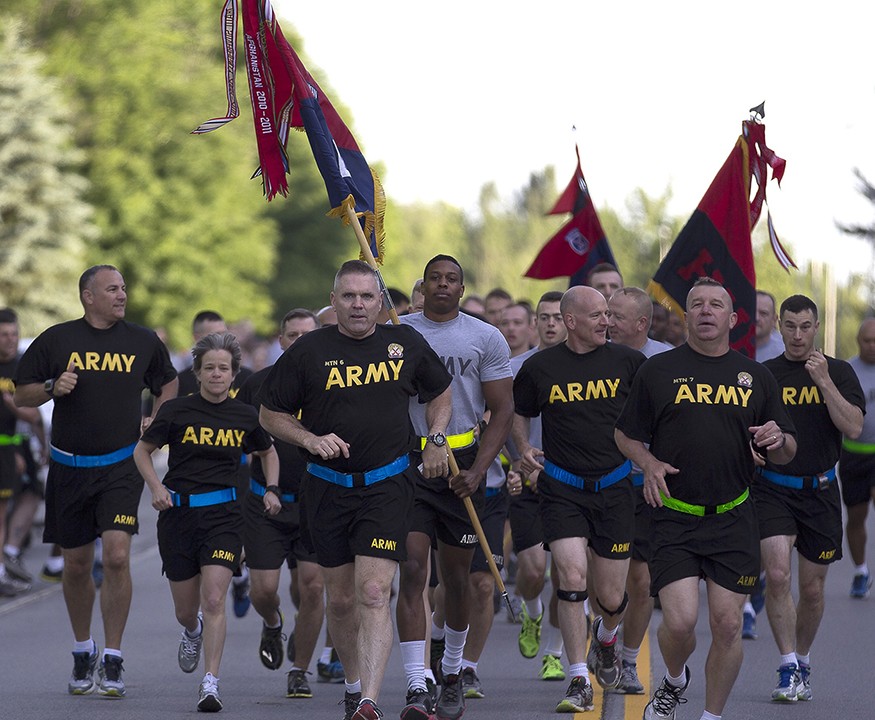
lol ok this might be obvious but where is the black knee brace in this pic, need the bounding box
[556,588,588,602]
[596,591,629,617]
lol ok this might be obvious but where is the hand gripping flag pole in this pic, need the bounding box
[345,203,514,619]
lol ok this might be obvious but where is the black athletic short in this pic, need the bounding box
[509,483,544,554]
[243,491,317,570]
[302,465,415,568]
[470,488,510,574]
[0,448,17,500]
[649,499,760,596]
[631,483,653,564]
[753,477,843,565]
[157,501,244,581]
[838,450,875,507]
[538,471,634,560]
[43,457,144,548]
[409,445,484,548]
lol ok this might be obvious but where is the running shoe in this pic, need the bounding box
[39,563,63,583]
[613,661,645,694]
[518,602,542,658]
[429,636,446,685]
[644,667,689,720]
[179,614,204,673]
[742,610,757,640]
[342,691,362,720]
[587,617,621,689]
[286,668,312,698]
[97,655,126,697]
[317,657,345,683]
[539,654,565,681]
[555,675,594,713]
[425,676,438,706]
[68,644,99,695]
[461,667,483,699]
[771,662,799,702]
[259,611,285,670]
[231,574,251,617]
[351,698,384,720]
[0,573,30,596]
[198,673,222,712]
[401,686,434,720]
[797,662,812,701]
[3,552,32,583]
[850,571,872,599]
[435,672,465,720]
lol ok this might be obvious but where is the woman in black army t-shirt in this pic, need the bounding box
[134,333,279,713]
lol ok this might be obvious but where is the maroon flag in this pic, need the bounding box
[648,120,786,357]
[524,147,617,280]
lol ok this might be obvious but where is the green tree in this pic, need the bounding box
[0,19,93,336]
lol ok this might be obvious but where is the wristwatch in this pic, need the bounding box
[265,485,281,498]
[44,378,56,396]
[426,432,447,447]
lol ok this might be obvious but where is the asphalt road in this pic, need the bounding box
[3,484,873,720]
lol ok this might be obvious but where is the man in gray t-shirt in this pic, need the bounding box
[396,255,513,720]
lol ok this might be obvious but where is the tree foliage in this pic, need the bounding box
[0,18,93,336]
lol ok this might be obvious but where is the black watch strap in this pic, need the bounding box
[265,485,281,497]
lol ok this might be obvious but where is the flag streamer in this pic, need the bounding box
[192,0,385,262]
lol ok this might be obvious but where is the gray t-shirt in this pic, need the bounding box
[401,311,512,488]
[510,347,541,451]
[849,356,875,445]
[756,330,784,363]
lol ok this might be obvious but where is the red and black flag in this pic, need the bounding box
[524,146,618,283]
[193,0,385,262]
[648,120,786,358]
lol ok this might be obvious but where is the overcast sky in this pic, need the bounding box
[270,1,875,281]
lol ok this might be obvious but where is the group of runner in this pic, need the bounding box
[2,258,874,720]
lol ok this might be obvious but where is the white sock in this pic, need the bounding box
[45,555,64,572]
[320,647,333,664]
[796,652,810,667]
[700,712,720,720]
[3,544,19,558]
[569,662,588,680]
[855,563,870,575]
[621,645,640,665]
[544,632,564,658]
[460,659,477,671]
[73,638,95,654]
[345,679,361,694]
[525,597,543,617]
[596,619,618,644]
[400,640,426,690]
[441,625,468,677]
[781,652,796,666]
[104,648,122,660]
[666,667,687,688]
[185,616,203,638]
[743,601,755,615]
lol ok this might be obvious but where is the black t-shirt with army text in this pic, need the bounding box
[15,319,176,455]
[0,357,19,438]
[763,354,865,475]
[258,324,451,473]
[514,342,646,477]
[141,393,272,495]
[615,344,796,506]
[237,365,306,493]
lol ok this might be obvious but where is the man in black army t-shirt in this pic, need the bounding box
[14,264,177,698]
[259,260,453,720]
[756,294,864,703]
[615,277,797,720]
[513,285,645,713]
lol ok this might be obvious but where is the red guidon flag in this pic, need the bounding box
[648,120,786,358]
[524,146,617,281]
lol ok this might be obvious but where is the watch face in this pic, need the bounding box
[432,434,446,446]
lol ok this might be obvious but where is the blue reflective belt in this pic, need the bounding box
[307,455,409,488]
[486,487,502,498]
[249,478,296,503]
[758,467,836,490]
[170,487,237,508]
[50,442,136,468]
[631,472,644,487]
[543,459,632,492]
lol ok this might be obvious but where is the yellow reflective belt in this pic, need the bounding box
[419,429,476,451]
[660,487,749,516]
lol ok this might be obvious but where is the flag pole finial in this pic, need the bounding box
[749,102,766,122]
